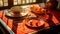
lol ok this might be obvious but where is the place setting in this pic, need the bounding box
[5,5,46,29]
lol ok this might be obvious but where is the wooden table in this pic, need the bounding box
[0,10,60,34]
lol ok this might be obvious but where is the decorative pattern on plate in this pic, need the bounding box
[25,19,45,28]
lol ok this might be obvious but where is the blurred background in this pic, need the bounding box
[0,0,60,10]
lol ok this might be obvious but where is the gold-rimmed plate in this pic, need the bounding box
[5,10,29,17]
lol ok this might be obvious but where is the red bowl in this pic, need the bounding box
[11,11,20,14]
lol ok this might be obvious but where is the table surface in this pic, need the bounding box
[0,10,60,34]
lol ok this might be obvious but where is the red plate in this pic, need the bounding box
[25,19,45,28]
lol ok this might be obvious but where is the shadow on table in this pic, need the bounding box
[5,15,25,34]
[12,18,24,34]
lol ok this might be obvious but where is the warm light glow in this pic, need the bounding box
[33,0,36,2]
[26,0,30,3]
[13,0,17,5]
[0,0,3,6]
[4,0,8,2]
[14,2,17,5]
[22,0,25,4]
[18,0,21,4]
[4,0,8,6]
[4,3,8,6]
[14,0,36,5]
[29,0,33,3]
[0,0,8,6]
[46,0,49,2]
